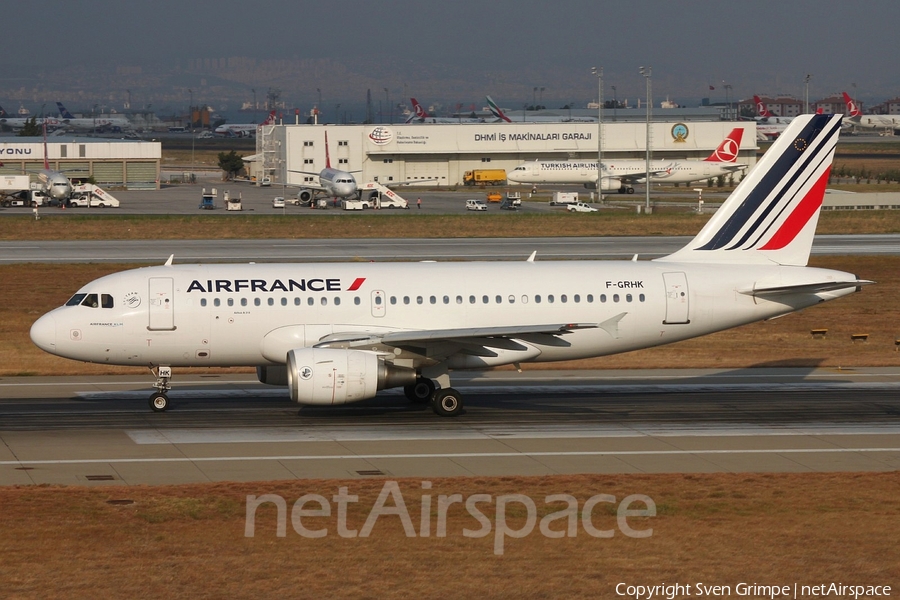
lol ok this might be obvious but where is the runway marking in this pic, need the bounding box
[2,448,899,466]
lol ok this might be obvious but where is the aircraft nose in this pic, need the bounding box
[30,313,57,353]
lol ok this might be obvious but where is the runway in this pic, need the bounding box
[1,234,898,263]
[2,368,898,486]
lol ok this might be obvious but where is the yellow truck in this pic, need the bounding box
[463,169,507,186]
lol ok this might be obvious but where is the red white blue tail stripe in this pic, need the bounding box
[658,113,842,266]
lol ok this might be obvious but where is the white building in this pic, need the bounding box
[256,121,757,188]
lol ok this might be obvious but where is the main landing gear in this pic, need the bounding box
[403,376,464,417]
[148,366,172,412]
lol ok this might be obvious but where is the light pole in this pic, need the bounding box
[639,66,652,213]
[532,87,537,110]
[724,84,733,116]
[188,89,193,131]
[188,89,194,184]
[252,88,256,112]
[804,74,812,114]
[539,87,545,109]
[383,88,390,124]
[591,67,603,202]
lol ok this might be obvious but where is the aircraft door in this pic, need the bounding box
[662,272,690,324]
[371,290,385,318]
[148,277,176,330]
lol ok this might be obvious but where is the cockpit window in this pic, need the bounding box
[101,294,114,308]
[81,294,99,308]
[66,293,87,306]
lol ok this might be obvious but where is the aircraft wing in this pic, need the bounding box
[312,316,630,364]
[611,163,680,184]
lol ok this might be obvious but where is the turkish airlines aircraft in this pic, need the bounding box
[507,128,747,193]
[31,114,867,417]
[405,98,484,124]
[752,95,793,140]
[288,131,361,204]
[842,92,900,132]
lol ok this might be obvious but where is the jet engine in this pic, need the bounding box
[296,189,315,204]
[583,179,623,192]
[286,348,416,405]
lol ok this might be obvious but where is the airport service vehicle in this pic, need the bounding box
[500,194,522,210]
[550,191,579,206]
[199,188,217,210]
[463,169,507,186]
[224,191,243,211]
[567,202,598,213]
[31,114,868,418]
[272,196,285,208]
[466,198,488,211]
[486,192,502,203]
[67,184,120,208]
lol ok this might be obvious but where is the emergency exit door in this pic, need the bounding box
[662,272,690,324]
[148,277,175,330]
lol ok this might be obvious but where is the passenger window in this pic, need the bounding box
[404,296,410,305]
[416,296,423,305]
[574,294,580,303]
[482,295,489,304]
[469,295,476,304]
[268,298,274,306]
[390,296,397,305]
[101,294,114,308]
[334,297,341,306]
[241,298,248,307]
[294,297,301,306]
[430,296,436,304]
[508,295,515,304]
[613,294,620,303]
[456,296,463,304]
[227,298,234,307]
[214,298,221,307]
[600,294,607,303]
[587,294,594,303]
[308,297,314,306]
[254,298,261,306]
[639,294,645,302]
[548,295,555,303]
[495,295,502,304]
[443,295,450,304]
[281,298,287,306]
[321,297,327,306]
[561,294,567,303]
[626,294,633,302]
[535,295,542,304]
[521,295,528,304]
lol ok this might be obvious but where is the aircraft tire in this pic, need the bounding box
[404,378,435,404]
[149,392,169,412]
[432,388,463,417]
[627,187,635,194]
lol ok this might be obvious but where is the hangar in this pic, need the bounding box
[0,138,161,190]
[255,120,758,189]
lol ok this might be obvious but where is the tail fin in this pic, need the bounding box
[486,96,512,122]
[411,98,428,119]
[0,105,6,117]
[753,95,774,117]
[324,130,332,169]
[263,110,276,125]
[842,92,862,118]
[703,128,744,162]
[658,113,842,267]
[56,102,75,119]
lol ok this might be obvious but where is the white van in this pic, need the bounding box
[466,199,488,211]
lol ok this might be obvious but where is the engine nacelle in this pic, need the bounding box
[286,348,416,405]
[583,178,622,191]
[297,189,314,203]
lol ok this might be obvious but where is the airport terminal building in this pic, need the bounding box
[0,138,161,190]
[255,120,758,188]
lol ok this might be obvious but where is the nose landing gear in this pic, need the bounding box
[148,366,172,412]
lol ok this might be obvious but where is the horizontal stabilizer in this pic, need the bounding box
[740,279,873,297]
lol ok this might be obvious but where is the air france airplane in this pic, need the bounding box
[31,114,868,417]
[507,128,747,193]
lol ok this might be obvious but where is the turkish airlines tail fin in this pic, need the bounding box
[658,113,842,267]
[703,128,744,162]
[411,98,428,119]
[753,95,774,117]
[842,92,862,119]
[0,105,7,117]
[486,96,512,123]
[262,110,277,125]
[56,102,76,119]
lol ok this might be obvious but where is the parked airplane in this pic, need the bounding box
[486,96,598,123]
[214,110,277,137]
[30,113,866,417]
[751,96,794,140]
[405,98,484,124]
[55,102,130,132]
[33,123,73,201]
[842,92,900,133]
[0,105,60,130]
[507,128,748,193]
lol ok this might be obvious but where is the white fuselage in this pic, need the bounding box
[850,114,900,130]
[30,260,856,370]
[37,169,73,200]
[507,159,741,187]
[318,168,358,198]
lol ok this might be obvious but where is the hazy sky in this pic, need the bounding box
[4,0,900,111]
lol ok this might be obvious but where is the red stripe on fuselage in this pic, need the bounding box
[759,167,831,251]
[347,277,366,291]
